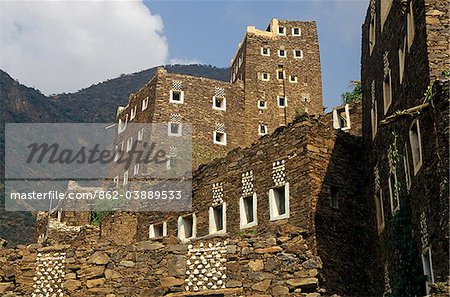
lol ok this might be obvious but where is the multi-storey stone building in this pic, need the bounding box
[361,0,449,295]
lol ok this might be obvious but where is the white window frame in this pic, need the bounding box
[113,175,119,188]
[177,214,196,242]
[375,188,385,234]
[209,202,227,235]
[168,122,182,137]
[239,193,258,229]
[277,26,286,36]
[126,137,133,152]
[332,104,351,130]
[258,124,268,136]
[149,222,167,239]
[422,247,434,295]
[293,49,303,59]
[213,131,227,146]
[292,27,301,36]
[133,163,139,176]
[137,128,144,141]
[114,141,124,163]
[118,114,128,134]
[166,156,176,170]
[278,49,287,58]
[212,96,226,111]
[261,73,270,81]
[277,95,287,108]
[403,145,412,190]
[383,69,392,114]
[399,36,406,84]
[261,47,270,56]
[407,0,415,51]
[371,99,378,139]
[142,97,149,111]
[409,119,423,175]
[289,75,298,83]
[258,100,267,109]
[269,182,290,221]
[388,171,400,214]
[276,69,285,80]
[123,170,129,187]
[369,13,376,54]
[130,106,137,121]
[169,90,184,104]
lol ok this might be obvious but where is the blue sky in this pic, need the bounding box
[146,0,369,109]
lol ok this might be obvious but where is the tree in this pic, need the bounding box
[341,80,362,104]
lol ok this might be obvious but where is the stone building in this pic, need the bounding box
[361,0,449,295]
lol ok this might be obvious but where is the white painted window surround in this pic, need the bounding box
[422,247,434,295]
[240,193,258,229]
[178,214,196,242]
[168,123,182,137]
[142,97,149,111]
[209,202,227,234]
[333,104,351,130]
[213,131,227,146]
[269,182,290,221]
[409,119,423,175]
[149,222,167,239]
[169,90,184,104]
[212,96,226,111]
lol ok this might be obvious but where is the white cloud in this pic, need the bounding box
[168,58,202,65]
[0,0,168,95]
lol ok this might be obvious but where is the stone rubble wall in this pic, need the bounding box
[0,223,327,297]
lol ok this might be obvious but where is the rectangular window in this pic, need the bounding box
[259,124,268,136]
[278,26,286,35]
[403,145,412,190]
[388,172,400,213]
[126,137,133,152]
[330,186,340,209]
[168,123,182,136]
[133,163,139,176]
[422,247,434,295]
[375,189,385,234]
[114,141,123,162]
[269,183,290,221]
[369,13,376,54]
[407,0,415,50]
[399,36,406,84]
[409,119,423,175]
[170,90,184,104]
[277,69,284,80]
[278,49,287,58]
[178,214,196,241]
[130,106,137,121]
[258,100,267,109]
[212,96,226,111]
[383,70,392,114]
[294,49,303,59]
[113,175,119,188]
[240,194,257,229]
[332,104,351,130]
[261,73,270,81]
[142,97,149,111]
[289,75,298,83]
[123,170,128,187]
[137,128,144,141]
[118,114,128,134]
[277,96,287,107]
[209,203,226,234]
[371,96,378,139]
[292,27,301,36]
[261,47,270,56]
[213,131,227,146]
[166,156,176,170]
[381,0,393,30]
[149,222,167,239]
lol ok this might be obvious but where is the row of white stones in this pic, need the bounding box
[32,252,66,297]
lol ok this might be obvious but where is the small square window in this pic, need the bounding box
[292,27,301,36]
[261,73,270,81]
[178,214,196,241]
[278,49,287,58]
[278,26,286,35]
[277,96,287,107]
[126,137,133,152]
[209,203,226,234]
[289,75,298,83]
[168,123,182,136]
[258,100,267,109]
[269,183,289,221]
[213,131,227,146]
[240,194,257,229]
[149,222,167,239]
[142,97,149,111]
[213,96,226,111]
[170,90,184,104]
[409,119,423,175]
[259,124,268,136]
[261,47,270,56]
[294,49,303,59]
